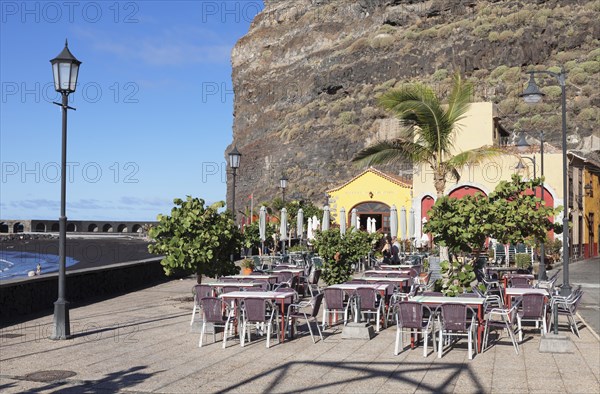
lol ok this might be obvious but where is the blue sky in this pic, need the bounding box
[1,0,262,221]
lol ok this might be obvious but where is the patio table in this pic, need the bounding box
[219,290,296,343]
[504,288,549,308]
[223,274,279,285]
[361,276,411,292]
[328,283,390,326]
[409,295,485,353]
[365,270,414,276]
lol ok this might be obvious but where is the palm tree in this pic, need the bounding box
[353,73,501,198]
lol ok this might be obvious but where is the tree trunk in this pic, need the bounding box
[196,265,202,284]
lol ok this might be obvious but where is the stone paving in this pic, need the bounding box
[1,277,599,393]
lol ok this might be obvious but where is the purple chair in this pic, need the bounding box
[347,278,367,284]
[240,298,279,348]
[394,301,436,357]
[355,287,386,332]
[285,292,324,343]
[510,276,532,288]
[322,288,352,329]
[300,269,322,297]
[221,286,241,294]
[364,271,380,277]
[198,297,235,348]
[436,303,477,359]
[549,289,583,337]
[516,293,547,341]
[191,284,214,326]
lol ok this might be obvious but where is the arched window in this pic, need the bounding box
[350,201,391,233]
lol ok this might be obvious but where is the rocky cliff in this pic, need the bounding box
[227,0,599,213]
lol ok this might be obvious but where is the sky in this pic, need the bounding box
[0,0,263,221]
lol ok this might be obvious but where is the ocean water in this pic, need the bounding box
[0,251,79,280]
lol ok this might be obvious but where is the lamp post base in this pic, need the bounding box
[50,300,71,340]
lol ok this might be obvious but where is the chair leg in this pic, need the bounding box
[199,322,206,347]
[190,304,197,325]
[305,314,316,343]
[314,317,324,342]
[394,326,401,356]
[438,329,443,358]
[468,328,473,360]
[517,316,523,342]
[483,323,489,352]
[423,329,428,357]
[506,322,520,355]
[571,314,581,338]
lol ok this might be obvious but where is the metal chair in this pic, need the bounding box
[510,276,532,288]
[190,284,214,326]
[483,299,521,354]
[285,292,324,343]
[436,303,478,360]
[516,293,547,341]
[354,287,386,332]
[394,301,436,357]
[322,288,352,329]
[198,297,236,348]
[549,290,584,337]
[240,298,280,348]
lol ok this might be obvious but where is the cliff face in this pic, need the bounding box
[228,0,599,211]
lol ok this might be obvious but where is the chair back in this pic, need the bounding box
[221,286,240,294]
[375,281,397,297]
[364,271,379,277]
[310,292,325,318]
[243,298,268,322]
[220,277,239,283]
[397,301,428,330]
[510,276,531,288]
[252,281,269,291]
[356,287,378,309]
[194,284,213,300]
[240,277,255,283]
[439,303,469,331]
[276,271,293,283]
[323,288,345,310]
[520,293,546,318]
[386,272,402,278]
[200,297,228,323]
[347,279,367,284]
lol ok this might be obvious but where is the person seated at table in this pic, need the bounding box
[382,235,393,265]
[391,237,401,263]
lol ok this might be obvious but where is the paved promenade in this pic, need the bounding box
[1,275,599,393]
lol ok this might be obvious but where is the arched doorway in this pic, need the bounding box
[103,224,113,233]
[132,224,143,233]
[117,224,128,233]
[88,224,98,232]
[13,223,24,233]
[51,223,59,232]
[448,185,487,199]
[35,223,46,232]
[0,223,8,233]
[66,223,76,232]
[350,201,390,233]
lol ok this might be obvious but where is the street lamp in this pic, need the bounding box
[279,174,288,204]
[228,146,241,222]
[520,67,570,295]
[50,40,81,340]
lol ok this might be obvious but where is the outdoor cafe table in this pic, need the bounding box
[327,283,391,326]
[224,275,279,285]
[504,288,549,308]
[409,295,485,353]
[380,264,422,270]
[219,290,296,343]
[365,270,414,276]
[361,276,411,292]
[204,282,263,291]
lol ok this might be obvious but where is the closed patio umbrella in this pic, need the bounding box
[339,207,346,236]
[322,206,330,231]
[312,215,319,231]
[409,207,415,240]
[259,206,267,253]
[390,205,398,239]
[280,208,288,254]
[400,206,407,241]
[297,208,304,240]
[366,217,372,233]
[307,217,314,242]
[351,208,358,231]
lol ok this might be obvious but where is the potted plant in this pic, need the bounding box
[240,258,255,275]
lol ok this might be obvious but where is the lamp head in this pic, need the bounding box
[279,174,288,189]
[520,73,544,104]
[50,39,81,94]
[228,145,241,169]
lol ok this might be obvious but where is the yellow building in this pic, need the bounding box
[570,153,600,259]
[412,102,565,245]
[326,167,412,238]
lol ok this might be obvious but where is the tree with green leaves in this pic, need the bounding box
[353,72,501,198]
[424,175,562,256]
[313,229,381,285]
[148,196,241,283]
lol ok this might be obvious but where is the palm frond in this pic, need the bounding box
[445,72,473,126]
[446,146,504,168]
[352,138,431,167]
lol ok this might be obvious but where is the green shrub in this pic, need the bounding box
[581,61,600,74]
[515,253,531,270]
[338,111,356,125]
[432,69,448,81]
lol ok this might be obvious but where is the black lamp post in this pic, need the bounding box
[50,40,81,340]
[279,174,288,204]
[228,146,241,223]
[520,68,570,296]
